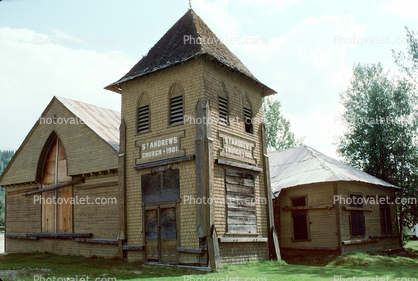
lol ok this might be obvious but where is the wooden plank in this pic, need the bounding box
[208,225,221,270]
[76,181,119,190]
[227,224,257,234]
[122,245,145,251]
[5,234,38,240]
[342,206,373,212]
[177,247,205,254]
[219,237,268,243]
[225,176,255,187]
[282,205,335,211]
[134,155,195,170]
[8,187,39,196]
[342,238,378,245]
[216,159,262,172]
[227,216,256,225]
[226,184,254,195]
[24,177,84,196]
[227,209,256,217]
[26,232,92,239]
[74,238,118,245]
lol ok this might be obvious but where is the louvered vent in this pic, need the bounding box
[137,105,150,133]
[170,95,184,125]
[244,107,253,134]
[218,96,228,125]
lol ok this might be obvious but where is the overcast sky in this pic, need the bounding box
[1,0,417,159]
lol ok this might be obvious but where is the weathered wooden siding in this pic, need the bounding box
[5,173,119,258]
[337,182,400,254]
[122,59,202,263]
[278,183,339,251]
[202,57,269,265]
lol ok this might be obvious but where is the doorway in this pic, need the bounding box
[144,204,178,263]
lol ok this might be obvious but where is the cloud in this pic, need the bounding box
[383,0,418,19]
[241,0,300,13]
[0,27,133,150]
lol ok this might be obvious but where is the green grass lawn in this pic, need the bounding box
[1,241,418,281]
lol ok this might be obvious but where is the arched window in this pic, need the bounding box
[218,82,229,125]
[169,82,184,126]
[137,93,150,134]
[39,133,72,233]
[243,95,253,134]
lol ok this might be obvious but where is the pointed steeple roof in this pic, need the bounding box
[105,9,275,96]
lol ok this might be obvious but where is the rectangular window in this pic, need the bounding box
[170,95,184,125]
[218,96,228,125]
[244,107,253,134]
[380,200,393,235]
[137,105,150,133]
[141,169,180,204]
[225,169,257,234]
[291,197,309,241]
[350,194,365,237]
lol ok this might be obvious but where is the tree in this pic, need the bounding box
[263,97,304,151]
[393,27,418,85]
[337,63,418,243]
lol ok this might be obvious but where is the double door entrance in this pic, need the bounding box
[144,205,178,263]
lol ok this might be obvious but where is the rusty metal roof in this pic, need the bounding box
[105,9,276,97]
[268,146,398,196]
[57,97,120,151]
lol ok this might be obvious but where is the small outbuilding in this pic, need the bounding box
[269,146,401,255]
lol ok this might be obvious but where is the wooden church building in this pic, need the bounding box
[269,146,401,255]
[0,9,280,267]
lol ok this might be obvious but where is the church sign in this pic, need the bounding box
[135,129,185,165]
[218,130,256,165]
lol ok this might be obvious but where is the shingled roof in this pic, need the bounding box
[268,146,398,196]
[105,9,275,96]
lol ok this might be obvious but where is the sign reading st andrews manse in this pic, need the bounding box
[219,130,256,165]
[135,130,185,165]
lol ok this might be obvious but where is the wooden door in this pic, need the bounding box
[145,209,159,261]
[145,206,178,263]
[160,207,177,263]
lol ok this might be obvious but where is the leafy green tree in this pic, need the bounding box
[338,63,418,243]
[263,97,304,151]
[393,27,418,85]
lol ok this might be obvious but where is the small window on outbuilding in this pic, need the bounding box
[137,93,150,134]
[349,194,366,237]
[218,82,229,125]
[243,96,253,134]
[291,196,309,241]
[169,83,184,126]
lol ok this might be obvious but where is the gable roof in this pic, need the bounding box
[105,9,275,96]
[56,97,120,151]
[268,146,398,195]
[0,96,121,185]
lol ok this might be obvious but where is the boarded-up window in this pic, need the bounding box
[350,194,365,237]
[137,93,150,134]
[169,83,184,126]
[142,169,180,204]
[380,200,393,235]
[291,197,309,241]
[41,137,73,233]
[225,169,257,234]
[243,96,253,134]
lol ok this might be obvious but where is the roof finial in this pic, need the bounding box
[189,0,192,9]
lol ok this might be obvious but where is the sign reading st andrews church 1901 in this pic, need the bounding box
[218,130,256,165]
[135,129,185,165]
